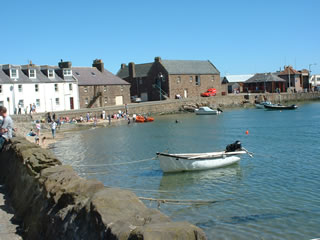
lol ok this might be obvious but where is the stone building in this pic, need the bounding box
[117,57,221,101]
[277,66,309,92]
[73,59,130,108]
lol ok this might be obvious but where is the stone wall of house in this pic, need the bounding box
[0,138,206,240]
[78,85,131,108]
[168,74,221,99]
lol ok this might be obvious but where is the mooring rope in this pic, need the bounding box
[71,157,156,167]
[138,197,232,207]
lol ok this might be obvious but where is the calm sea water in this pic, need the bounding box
[52,101,320,240]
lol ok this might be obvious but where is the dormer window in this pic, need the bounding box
[48,69,55,78]
[10,69,18,78]
[29,69,36,79]
[63,69,72,76]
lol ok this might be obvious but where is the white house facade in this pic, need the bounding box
[310,74,320,87]
[0,63,79,115]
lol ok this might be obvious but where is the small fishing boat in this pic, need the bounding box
[264,104,298,110]
[255,101,272,109]
[135,115,154,122]
[156,141,252,173]
[195,106,222,115]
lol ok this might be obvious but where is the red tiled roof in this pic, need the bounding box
[279,66,300,75]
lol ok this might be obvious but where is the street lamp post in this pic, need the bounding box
[158,72,163,101]
[309,63,317,90]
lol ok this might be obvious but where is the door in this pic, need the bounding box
[184,89,188,98]
[70,97,74,109]
[141,92,148,101]
[115,96,123,105]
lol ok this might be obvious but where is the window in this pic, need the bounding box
[18,100,24,108]
[18,84,23,92]
[212,76,215,82]
[54,84,58,92]
[104,97,108,104]
[317,77,320,82]
[29,69,36,78]
[55,98,60,105]
[104,86,107,92]
[36,99,40,107]
[91,72,96,76]
[10,69,18,78]
[75,72,80,76]
[189,76,193,82]
[139,79,143,85]
[0,101,3,106]
[63,69,72,76]
[84,87,88,93]
[35,84,39,92]
[195,76,200,86]
[48,69,55,78]
[85,98,89,104]
[0,85,2,93]
[69,84,72,91]
[177,76,181,84]
[120,86,124,91]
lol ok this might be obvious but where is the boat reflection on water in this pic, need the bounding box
[158,165,242,192]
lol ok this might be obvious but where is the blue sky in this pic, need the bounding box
[1,0,319,75]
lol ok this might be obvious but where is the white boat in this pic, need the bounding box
[255,101,272,109]
[195,106,221,115]
[156,141,252,173]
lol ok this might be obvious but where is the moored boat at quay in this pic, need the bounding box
[264,104,298,110]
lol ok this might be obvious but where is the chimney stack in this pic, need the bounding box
[154,56,162,63]
[58,60,72,69]
[128,62,136,78]
[121,63,126,69]
[93,59,104,72]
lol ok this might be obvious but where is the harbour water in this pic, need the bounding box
[52,101,320,240]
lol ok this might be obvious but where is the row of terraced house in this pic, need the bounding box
[0,57,314,115]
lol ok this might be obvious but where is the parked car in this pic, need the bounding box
[131,96,142,103]
[201,88,217,97]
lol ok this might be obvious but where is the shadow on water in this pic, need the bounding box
[159,165,243,192]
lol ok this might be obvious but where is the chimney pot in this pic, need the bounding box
[92,59,104,72]
[155,56,161,63]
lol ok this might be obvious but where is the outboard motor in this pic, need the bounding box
[226,141,242,152]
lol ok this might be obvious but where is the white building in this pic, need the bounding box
[0,62,79,115]
[310,74,320,87]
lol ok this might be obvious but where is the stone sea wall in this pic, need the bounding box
[12,92,319,122]
[0,138,206,240]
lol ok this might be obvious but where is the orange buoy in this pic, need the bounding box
[245,130,249,135]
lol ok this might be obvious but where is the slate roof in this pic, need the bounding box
[161,60,219,75]
[0,65,69,84]
[117,63,153,79]
[245,73,286,83]
[224,74,254,83]
[73,67,130,86]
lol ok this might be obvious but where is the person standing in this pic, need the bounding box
[50,121,57,139]
[0,106,14,150]
[18,104,22,115]
[35,120,41,136]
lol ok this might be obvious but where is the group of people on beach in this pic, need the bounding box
[16,103,37,115]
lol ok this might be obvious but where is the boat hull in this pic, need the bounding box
[195,111,219,115]
[264,104,297,110]
[158,153,241,173]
